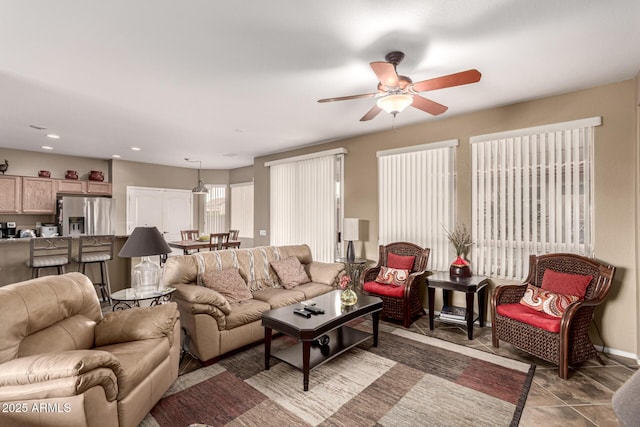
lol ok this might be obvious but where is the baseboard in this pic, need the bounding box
[601,346,640,364]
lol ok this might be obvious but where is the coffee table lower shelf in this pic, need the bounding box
[271,326,371,372]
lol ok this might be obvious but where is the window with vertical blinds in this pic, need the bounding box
[204,185,226,234]
[377,140,457,271]
[470,117,600,280]
[230,182,254,238]
[267,149,345,263]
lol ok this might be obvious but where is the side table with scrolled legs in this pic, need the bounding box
[110,287,176,311]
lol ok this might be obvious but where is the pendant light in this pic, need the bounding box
[185,158,208,194]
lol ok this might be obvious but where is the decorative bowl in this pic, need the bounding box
[198,235,209,241]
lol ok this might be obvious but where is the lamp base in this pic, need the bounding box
[133,256,160,294]
[346,241,355,262]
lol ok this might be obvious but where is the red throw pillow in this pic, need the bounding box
[387,252,415,270]
[541,269,592,299]
[519,284,579,317]
[375,266,409,286]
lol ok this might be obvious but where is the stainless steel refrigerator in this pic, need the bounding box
[58,196,115,236]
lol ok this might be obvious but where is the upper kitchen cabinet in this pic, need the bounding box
[57,179,112,196]
[57,179,86,194]
[0,176,22,213]
[22,177,56,214]
[87,181,112,195]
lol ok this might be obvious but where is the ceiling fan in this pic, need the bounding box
[318,51,481,121]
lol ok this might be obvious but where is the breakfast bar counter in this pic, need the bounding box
[0,235,131,289]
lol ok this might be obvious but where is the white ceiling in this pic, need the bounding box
[1,1,639,170]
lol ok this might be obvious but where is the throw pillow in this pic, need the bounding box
[519,284,579,317]
[541,269,593,299]
[201,268,253,303]
[387,252,415,270]
[270,256,311,289]
[375,266,410,286]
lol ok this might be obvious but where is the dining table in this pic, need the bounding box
[168,239,241,255]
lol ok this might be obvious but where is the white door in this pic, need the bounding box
[126,187,193,256]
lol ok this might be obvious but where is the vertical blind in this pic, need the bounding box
[377,140,457,271]
[230,183,254,238]
[470,117,600,280]
[268,150,344,262]
[205,185,226,234]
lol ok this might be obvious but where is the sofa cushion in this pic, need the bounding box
[375,266,409,286]
[541,269,592,299]
[294,282,335,299]
[252,287,306,308]
[496,303,562,333]
[225,299,272,330]
[18,315,96,358]
[95,337,170,400]
[306,261,344,286]
[387,253,415,270]
[270,256,311,289]
[363,281,406,298]
[94,303,179,347]
[201,268,253,303]
[519,284,579,317]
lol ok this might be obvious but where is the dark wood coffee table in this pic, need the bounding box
[262,290,382,391]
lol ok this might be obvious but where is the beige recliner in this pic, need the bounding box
[0,272,180,427]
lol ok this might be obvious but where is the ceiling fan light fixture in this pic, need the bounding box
[377,94,413,115]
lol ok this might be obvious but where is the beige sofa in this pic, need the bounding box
[162,244,344,362]
[0,273,180,427]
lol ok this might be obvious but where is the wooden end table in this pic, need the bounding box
[426,271,489,340]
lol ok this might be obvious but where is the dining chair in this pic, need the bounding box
[229,229,240,240]
[180,230,199,241]
[209,232,230,250]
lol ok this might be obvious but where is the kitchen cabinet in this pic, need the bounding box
[87,181,112,195]
[57,179,112,196]
[57,179,87,194]
[22,177,56,214]
[0,176,22,213]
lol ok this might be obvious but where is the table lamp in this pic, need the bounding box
[343,218,360,262]
[119,226,172,293]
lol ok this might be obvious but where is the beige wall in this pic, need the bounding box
[254,79,639,357]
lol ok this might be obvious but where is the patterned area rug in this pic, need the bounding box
[141,326,534,427]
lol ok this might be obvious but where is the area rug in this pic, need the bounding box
[141,327,535,427]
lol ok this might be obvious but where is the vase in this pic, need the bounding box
[340,285,358,306]
[450,255,472,278]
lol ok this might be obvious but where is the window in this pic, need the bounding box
[230,182,254,238]
[204,185,226,234]
[267,148,345,262]
[377,140,457,270]
[470,117,600,279]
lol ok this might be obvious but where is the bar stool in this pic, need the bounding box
[26,236,72,278]
[73,235,115,303]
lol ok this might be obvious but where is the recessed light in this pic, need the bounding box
[42,146,54,150]
[130,147,141,151]
[112,154,121,158]
[46,134,60,139]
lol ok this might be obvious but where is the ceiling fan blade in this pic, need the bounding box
[360,104,382,121]
[411,95,448,115]
[412,69,482,92]
[317,93,377,103]
[370,61,399,88]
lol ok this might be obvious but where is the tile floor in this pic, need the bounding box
[405,316,637,427]
[104,301,636,426]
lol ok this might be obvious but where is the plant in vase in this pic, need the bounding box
[445,223,474,277]
[339,275,357,306]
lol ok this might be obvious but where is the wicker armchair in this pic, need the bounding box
[491,253,616,379]
[362,242,430,328]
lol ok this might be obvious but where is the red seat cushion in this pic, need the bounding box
[363,281,405,298]
[387,253,415,270]
[496,303,562,333]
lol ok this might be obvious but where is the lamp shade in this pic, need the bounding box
[343,218,360,241]
[192,180,209,194]
[118,226,172,258]
[376,94,413,115]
